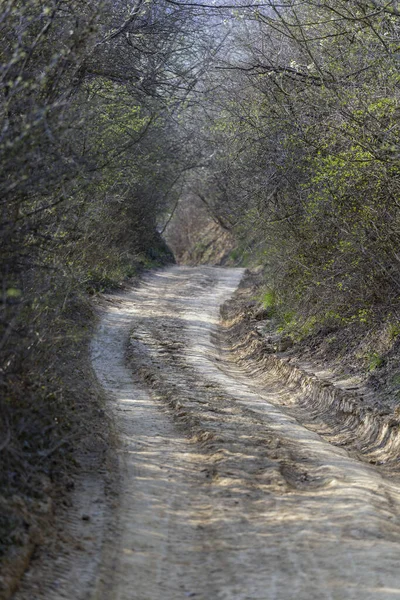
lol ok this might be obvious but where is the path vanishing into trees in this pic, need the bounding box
[89,266,400,600]
[4,2,400,598]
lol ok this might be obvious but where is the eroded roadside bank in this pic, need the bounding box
[219,270,400,469]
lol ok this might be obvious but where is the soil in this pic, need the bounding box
[10,265,400,599]
[91,266,400,600]
[177,220,236,266]
[163,193,236,267]
[222,269,400,469]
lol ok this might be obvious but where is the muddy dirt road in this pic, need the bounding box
[91,266,400,600]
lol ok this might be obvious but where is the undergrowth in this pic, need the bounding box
[0,240,173,572]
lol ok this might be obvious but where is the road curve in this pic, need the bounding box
[91,266,400,600]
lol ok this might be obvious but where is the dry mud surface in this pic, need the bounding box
[89,266,400,600]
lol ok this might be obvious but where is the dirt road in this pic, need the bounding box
[91,266,400,600]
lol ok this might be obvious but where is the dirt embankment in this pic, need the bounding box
[219,269,400,469]
[163,193,236,266]
[177,220,236,266]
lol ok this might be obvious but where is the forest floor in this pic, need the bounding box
[10,265,400,600]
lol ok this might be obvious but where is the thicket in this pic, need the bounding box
[190,0,400,338]
[0,0,210,542]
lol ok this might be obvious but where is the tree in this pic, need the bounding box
[178,0,400,330]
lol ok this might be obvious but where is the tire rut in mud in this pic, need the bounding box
[89,266,400,600]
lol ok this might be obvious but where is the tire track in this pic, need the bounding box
[92,266,400,600]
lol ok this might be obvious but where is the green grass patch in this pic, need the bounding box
[262,289,276,310]
[367,352,385,371]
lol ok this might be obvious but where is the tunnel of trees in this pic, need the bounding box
[1,0,400,562]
